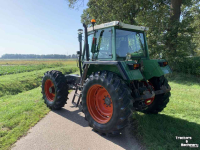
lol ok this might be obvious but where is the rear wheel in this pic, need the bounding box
[87,84,113,124]
[142,76,171,114]
[41,70,68,110]
[82,71,132,135]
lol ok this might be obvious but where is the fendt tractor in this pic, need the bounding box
[41,19,172,136]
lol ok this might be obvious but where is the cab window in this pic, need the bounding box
[88,34,93,60]
[95,28,112,59]
[116,29,146,57]
[83,33,93,60]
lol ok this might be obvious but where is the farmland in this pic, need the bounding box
[0,60,78,97]
[0,59,78,149]
[0,59,76,65]
[0,60,200,150]
[0,64,63,76]
[0,60,77,76]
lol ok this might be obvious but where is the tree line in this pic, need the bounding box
[0,54,77,59]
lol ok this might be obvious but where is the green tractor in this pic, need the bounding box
[41,19,171,136]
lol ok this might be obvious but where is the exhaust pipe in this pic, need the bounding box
[83,23,89,61]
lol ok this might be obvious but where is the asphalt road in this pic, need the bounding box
[12,91,142,150]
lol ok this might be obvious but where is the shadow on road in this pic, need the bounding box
[53,106,141,150]
[53,107,88,127]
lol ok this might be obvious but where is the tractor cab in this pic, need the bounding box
[83,21,149,62]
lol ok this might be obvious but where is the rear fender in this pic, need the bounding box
[142,59,172,80]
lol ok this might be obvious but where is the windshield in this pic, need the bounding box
[116,29,146,57]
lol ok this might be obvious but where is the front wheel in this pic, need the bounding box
[82,71,132,135]
[41,70,69,110]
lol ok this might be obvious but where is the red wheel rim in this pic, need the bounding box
[87,84,113,124]
[44,79,55,102]
[144,82,155,105]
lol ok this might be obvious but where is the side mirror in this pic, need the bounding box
[91,38,97,53]
[77,51,80,55]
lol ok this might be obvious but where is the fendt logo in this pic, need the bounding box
[176,136,199,148]
[104,22,114,27]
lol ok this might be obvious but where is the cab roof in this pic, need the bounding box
[87,21,149,32]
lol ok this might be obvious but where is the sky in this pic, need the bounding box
[0,0,88,56]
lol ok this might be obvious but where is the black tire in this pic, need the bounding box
[82,71,132,135]
[142,75,171,114]
[41,70,69,110]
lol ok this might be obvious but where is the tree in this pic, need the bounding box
[190,1,200,55]
[81,0,146,26]
[89,1,199,58]
[67,0,85,9]
[166,0,183,57]
[69,0,199,58]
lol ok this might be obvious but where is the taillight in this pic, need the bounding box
[127,64,140,70]
[158,61,168,67]
[133,64,140,69]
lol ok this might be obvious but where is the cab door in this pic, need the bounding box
[92,27,113,60]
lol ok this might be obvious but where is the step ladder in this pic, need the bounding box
[72,85,82,107]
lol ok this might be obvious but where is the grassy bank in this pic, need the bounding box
[0,64,64,76]
[0,88,50,150]
[0,59,76,65]
[0,60,78,149]
[132,72,200,150]
[0,66,78,97]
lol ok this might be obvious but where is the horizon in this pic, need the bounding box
[0,53,77,59]
[0,53,76,56]
[0,0,88,57]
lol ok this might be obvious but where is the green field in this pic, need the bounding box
[0,59,76,65]
[0,60,77,149]
[0,60,199,150]
[0,64,64,76]
[0,66,77,97]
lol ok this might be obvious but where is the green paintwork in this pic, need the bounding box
[141,59,172,80]
[87,64,121,77]
[120,61,143,80]
[130,53,144,57]
[143,32,150,60]
[84,26,172,81]
[86,61,144,81]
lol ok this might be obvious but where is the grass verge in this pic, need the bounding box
[0,66,78,97]
[132,72,200,150]
[0,59,76,65]
[0,87,50,150]
[0,64,65,76]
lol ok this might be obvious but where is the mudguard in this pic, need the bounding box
[142,59,172,80]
